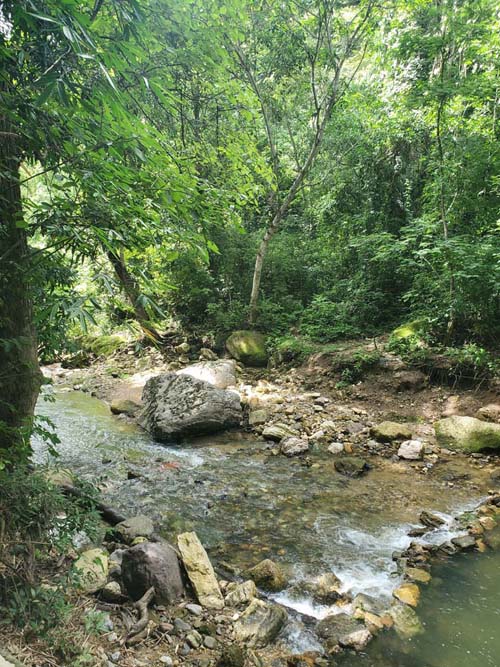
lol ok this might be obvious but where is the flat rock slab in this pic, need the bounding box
[371,421,412,442]
[398,439,424,460]
[317,613,364,650]
[113,515,155,544]
[177,532,224,609]
[139,373,242,441]
[73,548,109,594]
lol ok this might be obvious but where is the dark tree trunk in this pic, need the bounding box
[0,112,42,457]
[106,249,160,341]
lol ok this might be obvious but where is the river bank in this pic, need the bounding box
[4,338,498,667]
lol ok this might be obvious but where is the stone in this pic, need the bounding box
[186,631,202,648]
[451,534,477,550]
[249,409,268,427]
[217,645,246,667]
[73,548,109,593]
[393,583,420,607]
[479,516,497,531]
[139,373,241,441]
[199,348,218,361]
[262,423,299,442]
[394,370,427,392]
[159,657,173,666]
[327,442,344,455]
[121,541,184,604]
[308,573,343,604]
[420,510,445,528]
[0,656,18,667]
[339,627,372,651]
[398,440,424,460]
[204,636,217,649]
[370,421,412,442]
[174,618,192,633]
[175,342,191,354]
[434,416,500,452]
[226,330,268,367]
[316,613,364,651]
[334,457,369,477]
[178,360,237,389]
[177,532,224,609]
[110,399,140,416]
[476,404,500,423]
[352,593,386,616]
[404,568,431,584]
[225,580,257,607]
[484,526,500,549]
[233,599,287,648]
[185,603,203,616]
[280,436,309,457]
[389,603,423,638]
[101,580,123,602]
[246,559,287,592]
[113,515,155,544]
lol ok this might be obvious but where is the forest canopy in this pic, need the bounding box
[0,0,499,460]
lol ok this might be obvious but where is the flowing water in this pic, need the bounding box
[33,388,500,659]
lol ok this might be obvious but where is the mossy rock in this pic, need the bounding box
[434,416,500,452]
[391,319,427,341]
[226,330,268,367]
[81,334,127,358]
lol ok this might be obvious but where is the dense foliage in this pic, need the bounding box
[0,0,498,460]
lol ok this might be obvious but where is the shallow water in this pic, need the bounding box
[339,550,500,667]
[33,389,499,657]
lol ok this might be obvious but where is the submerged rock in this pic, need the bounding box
[451,534,477,550]
[339,627,372,651]
[139,373,241,441]
[334,457,369,477]
[389,603,423,638]
[246,559,287,592]
[370,421,412,442]
[121,541,184,604]
[233,599,287,648]
[226,330,268,367]
[434,415,500,452]
[177,531,224,609]
[73,548,109,593]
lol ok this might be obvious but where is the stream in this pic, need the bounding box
[33,388,500,662]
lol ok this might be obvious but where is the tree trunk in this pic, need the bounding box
[0,112,42,458]
[106,249,160,341]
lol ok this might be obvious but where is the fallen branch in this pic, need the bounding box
[125,586,155,643]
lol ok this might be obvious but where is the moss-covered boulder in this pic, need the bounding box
[391,319,427,341]
[81,334,127,358]
[434,415,500,452]
[226,330,268,367]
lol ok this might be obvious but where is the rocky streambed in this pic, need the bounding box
[31,374,500,666]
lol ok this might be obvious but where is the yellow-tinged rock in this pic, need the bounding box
[405,567,431,584]
[476,539,488,553]
[73,548,109,593]
[479,516,497,531]
[177,532,224,609]
[393,583,420,607]
[364,612,385,633]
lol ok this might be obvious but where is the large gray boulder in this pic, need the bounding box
[434,415,500,452]
[139,373,242,441]
[121,541,184,604]
[177,359,237,389]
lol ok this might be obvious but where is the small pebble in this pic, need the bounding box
[185,603,203,616]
